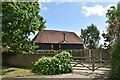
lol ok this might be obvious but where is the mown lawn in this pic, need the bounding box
[1,66,111,79]
[2,66,44,78]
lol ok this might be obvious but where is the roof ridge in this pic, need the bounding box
[43,29,74,33]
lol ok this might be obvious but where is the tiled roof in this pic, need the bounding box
[33,30,83,44]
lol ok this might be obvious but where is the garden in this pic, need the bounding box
[2,51,73,78]
[1,1,120,80]
[2,50,111,79]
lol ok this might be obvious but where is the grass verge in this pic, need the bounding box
[2,66,44,78]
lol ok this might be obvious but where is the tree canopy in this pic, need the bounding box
[2,2,46,52]
[80,24,100,49]
[102,2,120,49]
[106,2,120,39]
[105,2,120,78]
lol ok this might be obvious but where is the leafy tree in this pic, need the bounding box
[103,2,120,49]
[106,2,120,79]
[2,2,46,52]
[106,2,120,40]
[110,37,120,79]
[80,24,100,49]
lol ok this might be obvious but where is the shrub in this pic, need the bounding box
[32,57,60,75]
[32,51,72,75]
[110,38,120,79]
[55,51,72,62]
[55,51,73,73]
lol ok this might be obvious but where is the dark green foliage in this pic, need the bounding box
[2,2,46,52]
[55,51,72,63]
[110,38,120,79]
[55,51,73,73]
[106,2,120,39]
[32,51,72,75]
[80,24,100,49]
[105,2,120,79]
[32,57,60,75]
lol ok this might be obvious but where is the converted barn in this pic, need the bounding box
[33,30,83,50]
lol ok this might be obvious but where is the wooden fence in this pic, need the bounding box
[72,49,110,71]
[2,49,110,67]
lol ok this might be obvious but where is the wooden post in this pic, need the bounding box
[100,49,102,63]
[89,49,92,62]
[92,56,95,72]
[80,50,82,61]
[91,49,95,72]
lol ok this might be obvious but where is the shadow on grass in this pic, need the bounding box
[2,68,16,75]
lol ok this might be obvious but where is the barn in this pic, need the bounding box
[33,30,83,50]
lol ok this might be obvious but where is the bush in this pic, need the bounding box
[55,51,72,62]
[110,39,120,79]
[32,51,72,75]
[55,51,73,73]
[32,57,60,75]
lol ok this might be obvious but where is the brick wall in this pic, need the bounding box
[2,49,110,67]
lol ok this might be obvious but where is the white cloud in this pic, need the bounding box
[41,6,48,10]
[56,2,60,4]
[82,4,116,17]
[39,3,48,11]
[82,2,86,5]
[37,0,119,2]
[38,0,51,2]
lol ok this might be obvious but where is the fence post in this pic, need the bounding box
[89,49,95,72]
[100,49,102,63]
[89,49,92,62]
[80,50,81,61]
[92,56,95,72]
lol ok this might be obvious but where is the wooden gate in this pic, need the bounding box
[71,49,110,72]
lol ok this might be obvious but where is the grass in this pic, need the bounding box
[2,66,31,78]
[1,66,44,78]
[1,66,111,79]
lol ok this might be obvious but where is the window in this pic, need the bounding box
[52,44,60,50]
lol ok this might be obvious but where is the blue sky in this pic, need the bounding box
[30,1,119,45]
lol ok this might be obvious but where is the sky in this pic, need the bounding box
[30,0,119,45]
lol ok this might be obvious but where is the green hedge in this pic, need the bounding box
[32,51,72,75]
[110,38,120,79]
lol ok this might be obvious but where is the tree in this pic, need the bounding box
[80,24,100,49]
[110,37,120,79]
[103,2,120,49]
[106,2,120,79]
[2,2,46,52]
[106,2,120,40]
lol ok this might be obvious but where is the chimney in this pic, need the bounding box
[63,31,67,42]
